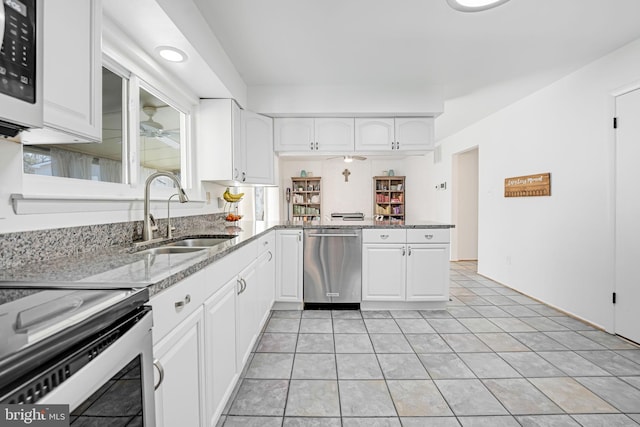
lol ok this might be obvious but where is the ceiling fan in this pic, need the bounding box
[139,106,180,148]
[327,155,367,163]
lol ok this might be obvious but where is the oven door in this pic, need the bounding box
[39,309,156,426]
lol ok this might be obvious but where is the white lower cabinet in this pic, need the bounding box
[153,307,205,427]
[203,278,238,426]
[236,258,260,369]
[152,236,277,426]
[275,229,303,302]
[405,244,450,301]
[362,244,406,300]
[362,229,450,302]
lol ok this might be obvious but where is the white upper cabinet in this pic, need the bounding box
[354,118,395,151]
[23,0,102,143]
[395,118,435,151]
[274,118,354,153]
[241,110,274,184]
[314,118,355,152]
[198,99,274,185]
[274,118,314,151]
[355,117,434,152]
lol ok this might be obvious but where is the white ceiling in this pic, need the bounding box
[107,0,640,140]
[193,0,640,97]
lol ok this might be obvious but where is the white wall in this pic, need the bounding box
[423,37,640,332]
[278,157,413,221]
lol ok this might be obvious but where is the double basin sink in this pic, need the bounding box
[136,236,235,256]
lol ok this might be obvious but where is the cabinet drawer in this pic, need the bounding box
[407,228,450,244]
[150,268,208,344]
[363,229,406,244]
[257,231,275,255]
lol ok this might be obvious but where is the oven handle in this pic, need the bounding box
[153,359,164,390]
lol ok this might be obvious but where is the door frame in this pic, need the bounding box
[609,78,640,336]
[451,146,479,262]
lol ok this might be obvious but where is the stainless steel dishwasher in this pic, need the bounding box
[303,228,362,304]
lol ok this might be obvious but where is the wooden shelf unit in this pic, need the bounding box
[291,177,321,221]
[374,176,405,221]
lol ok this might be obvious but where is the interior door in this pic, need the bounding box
[615,87,640,344]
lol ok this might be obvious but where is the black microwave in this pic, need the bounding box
[0,0,41,136]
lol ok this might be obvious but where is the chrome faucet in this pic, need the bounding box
[142,172,189,241]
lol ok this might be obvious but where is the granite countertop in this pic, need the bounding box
[0,220,453,300]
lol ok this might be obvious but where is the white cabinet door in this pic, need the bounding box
[406,244,450,301]
[236,259,260,369]
[355,118,395,151]
[362,244,406,301]
[395,118,434,151]
[256,249,276,322]
[203,278,238,427]
[274,118,315,152]
[275,230,303,302]
[154,307,205,427]
[241,111,274,184]
[315,118,354,152]
[198,99,242,182]
[40,0,102,142]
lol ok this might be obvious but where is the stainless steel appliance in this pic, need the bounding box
[0,286,155,426]
[0,0,42,136]
[331,212,364,221]
[303,228,362,304]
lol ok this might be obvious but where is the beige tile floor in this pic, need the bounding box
[218,261,640,427]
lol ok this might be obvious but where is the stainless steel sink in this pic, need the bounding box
[137,246,206,256]
[165,236,234,247]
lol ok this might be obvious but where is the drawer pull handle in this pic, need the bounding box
[402,247,406,256]
[263,241,269,246]
[153,359,165,390]
[174,294,191,310]
[268,251,273,262]
[408,247,412,256]
[237,279,243,295]
[425,234,434,240]
[380,234,389,239]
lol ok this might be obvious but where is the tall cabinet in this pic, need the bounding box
[291,177,321,221]
[373,176,405,221]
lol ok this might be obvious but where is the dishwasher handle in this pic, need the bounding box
[307,233,360,237]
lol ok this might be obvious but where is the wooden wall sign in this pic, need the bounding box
[504,173,551,197]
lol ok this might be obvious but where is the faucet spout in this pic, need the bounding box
[143,172,189,241]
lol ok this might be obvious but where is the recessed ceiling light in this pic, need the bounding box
[446,0,511,12]
[156,46,188,63]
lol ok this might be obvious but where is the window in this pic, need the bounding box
[23,67,127,183]
[138,87,184,188]
[22,64,192,191]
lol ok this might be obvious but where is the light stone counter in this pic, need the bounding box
[0,220,453,299]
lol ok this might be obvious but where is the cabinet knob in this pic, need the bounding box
[408,246,412,256]
[315,142,319,150]
[402,247,406,256]
[380,234,389,239]
[242,172,246,182]
[310,142,314,150]
[425,234,434,240]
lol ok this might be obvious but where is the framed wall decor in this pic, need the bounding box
[504,173,551,197]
